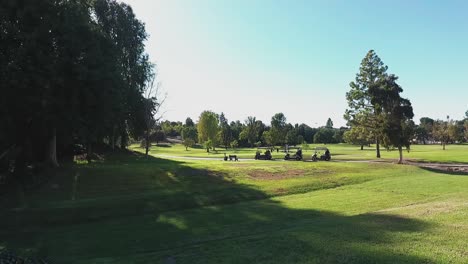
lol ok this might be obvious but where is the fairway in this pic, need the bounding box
[132,143,468,164]
[1,146,467,263]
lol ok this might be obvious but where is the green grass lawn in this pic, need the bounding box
[131,142,468,163]
[1,148,467,263]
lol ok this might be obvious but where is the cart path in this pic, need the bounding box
[153,154,255,161]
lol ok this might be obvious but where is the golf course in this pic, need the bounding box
[3,1,468,263]
[1,143,467,263]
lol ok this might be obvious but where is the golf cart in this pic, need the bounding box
[284,148,303,161]
[255,147,272,160]
[312,147,331,161]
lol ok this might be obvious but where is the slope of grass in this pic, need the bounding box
[1,150,467,263]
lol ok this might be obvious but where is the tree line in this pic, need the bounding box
[151,114,346,151]
[1,1,157,174]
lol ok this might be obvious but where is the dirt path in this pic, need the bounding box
[404,160,468,173]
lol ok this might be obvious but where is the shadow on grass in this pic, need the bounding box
[154,143,172,148]
[0,151,435,263]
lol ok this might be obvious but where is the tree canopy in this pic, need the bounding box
[197,111,219,152]
[1,0,154,171]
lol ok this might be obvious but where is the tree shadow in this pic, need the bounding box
[0,151,437,263]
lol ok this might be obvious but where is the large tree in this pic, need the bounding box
[218,112,232,149]
[270,113,287,146]
[240,116,259,147]
[0,0,153,178]
[415,117,434,144]
[345,50,388,158]
[197,111,219,152]
[369,74,414,163]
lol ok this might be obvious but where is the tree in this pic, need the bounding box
[326,118,334,128]
[297,135,304,144]
[270,113,287,146]
[343,126,373,150]
[300,124,317,143]
[142,72,166,157]
[230,140,239,149]
[151,131,166,144]
[433,120,449,150]
[464,120,468,141]
[242,116,259,147]
[183,139,195,151]
[218,112,232,149]
[314,128,335,144]
[345,50,388,158]
[415,117,434,144]
[369,74,414,163]
[229,120,242,141]
[203,140,213,152]
[286,129,299,145]
[185,117,195,127]
[448,120,463,143]
[197,111,219,152]
[262,130,274,146]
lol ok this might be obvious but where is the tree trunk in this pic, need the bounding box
[206,147,209,153]
[145,129,150,157]
[46,128,59,167]
[443,142,446,150]
[120,131,127,149]
[86,142,92,163]
[360,145,364,150]
[398,146,403,164]
[111,127,116,151]
[376,138,381,158]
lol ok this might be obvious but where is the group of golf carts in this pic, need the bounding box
[254,146,331,161]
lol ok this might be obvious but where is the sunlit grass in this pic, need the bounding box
[130,142,468,163]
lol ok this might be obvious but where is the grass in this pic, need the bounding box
[131,142,468,163]
[0,146,467,263]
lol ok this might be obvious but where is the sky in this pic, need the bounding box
[124,0,468,127]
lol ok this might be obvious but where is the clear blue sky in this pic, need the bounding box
[125,0,468,127]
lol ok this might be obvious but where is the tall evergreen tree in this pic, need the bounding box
[345,50,388,158]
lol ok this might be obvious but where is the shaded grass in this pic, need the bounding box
[1,150,467,263]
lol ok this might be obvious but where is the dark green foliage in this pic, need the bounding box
[182,126,198,142]
[185,117,195,127]
[326,118,334,128]
[270,113,287,145]
[0,0,153,169]
[313,128,335,144]
[218,112,232,149]
[368,74,414,163]
[415,117,434,144]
